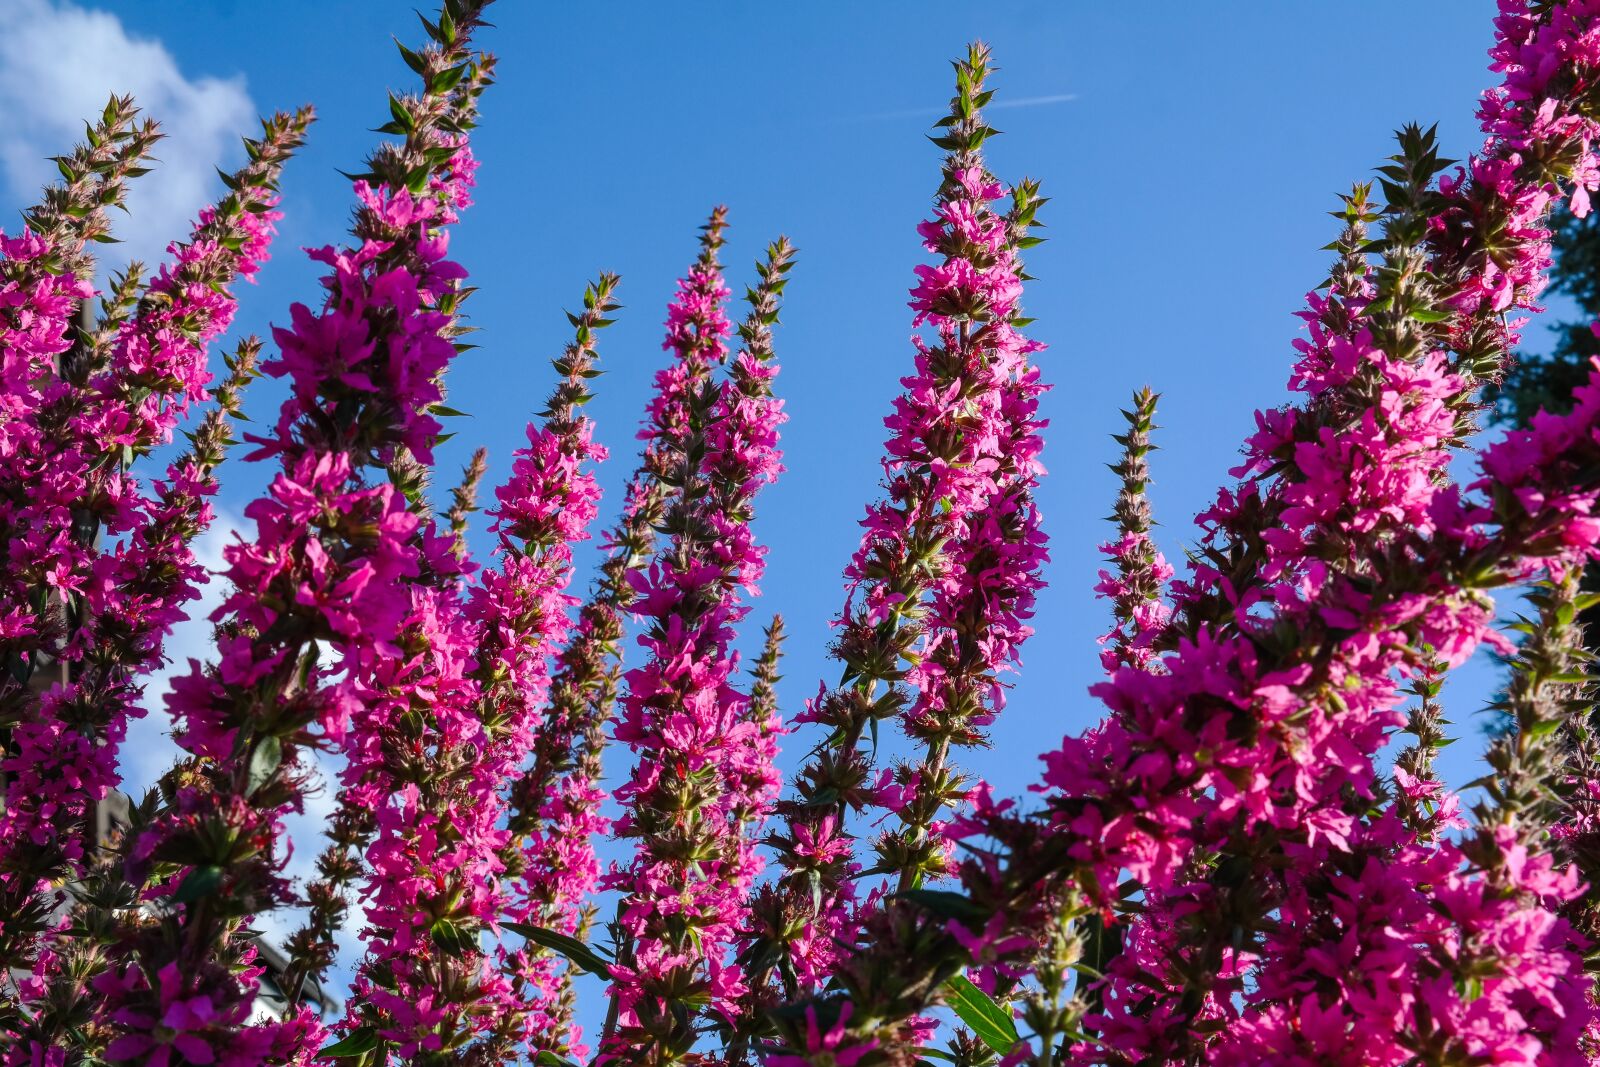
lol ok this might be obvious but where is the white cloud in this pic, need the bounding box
[118,512,360,976]
[0,0,255,267]
[119,507,242,795]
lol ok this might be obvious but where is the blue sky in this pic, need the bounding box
[2,0,1535,1011]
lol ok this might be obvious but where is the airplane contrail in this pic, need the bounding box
[990,93,1079,110]
[842,92,1078,123]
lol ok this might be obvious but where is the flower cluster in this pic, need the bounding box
[1093,388,1173,673]
[84,9,497,1064]
[0,107,307,1022]
[11,3,1600,1066]
[887,156,1051,888]
[461,275,615,1060]
[758,4,1600,1065]
[600,229,793,1060]
[1017,7,1600,1056]
[757,52,1050,1032]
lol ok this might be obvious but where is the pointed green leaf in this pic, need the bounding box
[173,865,224,904]
[503,921,613,977]
[894,888,987,922]
[943,974,1019,1054]
[246,735,283,796]
[432,917,478,957]
[321,1027,380,1058]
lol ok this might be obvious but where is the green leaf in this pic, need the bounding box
[1573,592,1600,613]
[1529,718,1565,740]
[397,40,428,75]
[246,735,282,796]
[388,94,414,133]
[432,917,478,957]
[943,974,1019,1054]
[534,1054,581,1067]
[429,64,467,94]
[503,921,613,977]
[321,1027,380,1058]
[894,888,987,922]
[173,865,224,904]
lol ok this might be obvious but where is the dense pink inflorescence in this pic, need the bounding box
[749,6,1600,1065]
[1210,817,1591,1065]
[464,278,614,1060]
[1185,344,1600,1065]
[762,53,1050,1022]
[1093,533,1174,673]
[3,340,270,1062]
[14,2,1600,1065]
[93,39,490,1057]
[0,195,282,824]
[600,230,792,1058]
[0,113,305,1004]
[1024,3,1600,1061]
[0,228,98,862]
[884,161,1050,886]
[317,160,582,1057]
[900,163,1049,720]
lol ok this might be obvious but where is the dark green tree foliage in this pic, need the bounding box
[1493,208,1600,683]
[1494,206,1600,426]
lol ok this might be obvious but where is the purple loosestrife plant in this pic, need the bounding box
[489,345,674,1065]
[878,49,1050,896]
[458,273,618,1062]
[9,3,1600,1066]
[1069,5,1600,1056]
[757,4,1600,1064]
[599,229,793,1064]
[0,113,310,1006]
[90,5,494,1064]
[275,50,500,1019]
[1092,388,1173,676]
[0,100,160,965]
[750,53,1049,1032]
[2,339,265,1057]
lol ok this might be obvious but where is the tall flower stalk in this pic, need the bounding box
[91,5,494,1063]
[0,337,263,1057]
[1093,388,1172,675]
[425,272,621,1064]
[881,50,1049,894]
[484,382,680,1062]
[0,106,308,984]
[274,50,501,1017]
[600,231,793,1063]
[755,48,1048,1020]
